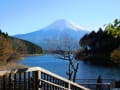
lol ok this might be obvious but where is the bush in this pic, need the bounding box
[111,47,120,65]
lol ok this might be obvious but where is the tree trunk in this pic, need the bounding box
[73,63,79,82]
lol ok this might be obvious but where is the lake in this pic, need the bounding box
[18,54,120,80]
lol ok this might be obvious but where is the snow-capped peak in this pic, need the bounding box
[45,19,85,31]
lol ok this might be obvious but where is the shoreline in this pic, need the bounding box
[12,53,43,62]
[0,62,28,70]
[20,53,42,57]
[0,53,42,70]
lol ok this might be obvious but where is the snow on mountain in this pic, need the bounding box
[44,19,84,31]
[14,19,89,50]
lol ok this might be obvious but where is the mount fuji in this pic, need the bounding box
[14,19,89,50]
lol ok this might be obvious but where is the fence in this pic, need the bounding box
[76,79,116,90]
[0,67,90,90]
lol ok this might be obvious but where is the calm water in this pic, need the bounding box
[18,54,120,80]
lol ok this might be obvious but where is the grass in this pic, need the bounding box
[0,62,28,70]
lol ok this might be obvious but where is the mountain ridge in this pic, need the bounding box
[15,19,88,35]
[14,19,89,50]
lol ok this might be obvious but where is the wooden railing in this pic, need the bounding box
[0,67,90,90]
[75,79,115,90]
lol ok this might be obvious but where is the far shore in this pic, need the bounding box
[20,53,43,57]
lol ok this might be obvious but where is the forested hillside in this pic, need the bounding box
[0,30,42,63]
[76,19,120,66]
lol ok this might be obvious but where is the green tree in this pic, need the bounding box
[76,19,120,65]
[105,19,120,38]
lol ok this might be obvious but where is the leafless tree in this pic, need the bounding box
[47,33,79,82]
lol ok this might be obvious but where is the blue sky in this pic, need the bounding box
[0,0,120,35]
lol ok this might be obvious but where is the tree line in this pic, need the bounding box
[0,30,42,63]
[76,19,120,66]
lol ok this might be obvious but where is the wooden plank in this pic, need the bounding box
[24,72,26,90]
[19,72,21,90]
[28,72,31,89]
[2,75,6,90]
[33,71,37,90]
[8,73,12,90]
[13,73,16,90]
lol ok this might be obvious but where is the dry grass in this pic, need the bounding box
[0,62,28,70]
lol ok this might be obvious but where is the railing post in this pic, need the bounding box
[2,75,6,90]
[38,71,41,90]
[28,72,31,89]
[19,72,22,90]
[108,84,111,90]
[13,73,16,90]
[23,72,26,90]
[33,71,41,90]
[68,82,71,90]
